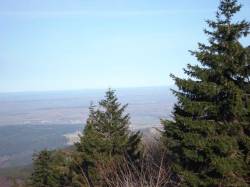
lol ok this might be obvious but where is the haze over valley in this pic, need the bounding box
[0,86,175,168]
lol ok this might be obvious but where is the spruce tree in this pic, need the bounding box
[162,0,250,186]
[244,46,250,121]
[30,149,60,187]
[74,89,142,185]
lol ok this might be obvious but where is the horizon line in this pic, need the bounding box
[0,85,174,94]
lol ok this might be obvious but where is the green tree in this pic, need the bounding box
[51,150,74,187]
[162,0,250,186]
[30,149,73,187]
[74,89,142,185]
[244,46,250,122]
[30,149,60,187]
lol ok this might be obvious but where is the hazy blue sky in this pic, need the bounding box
[0,0,249,92]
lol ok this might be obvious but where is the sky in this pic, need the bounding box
[0,0,250,92]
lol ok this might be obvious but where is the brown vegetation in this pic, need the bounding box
[75,138,176,187]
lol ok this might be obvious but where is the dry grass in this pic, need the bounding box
[95,139,174,187]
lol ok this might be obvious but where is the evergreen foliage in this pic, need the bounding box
[30,149,73,187]
[30,149,60,187]
[244,46,250,122]
[162,0,250,186]
[74,89,142,185]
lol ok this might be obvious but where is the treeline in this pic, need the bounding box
[20,0,250,186]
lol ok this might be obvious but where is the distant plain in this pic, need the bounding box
[0,86,175,168]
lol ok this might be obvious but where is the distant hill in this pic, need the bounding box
[0,124,83,169]
[0,165,32,187]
